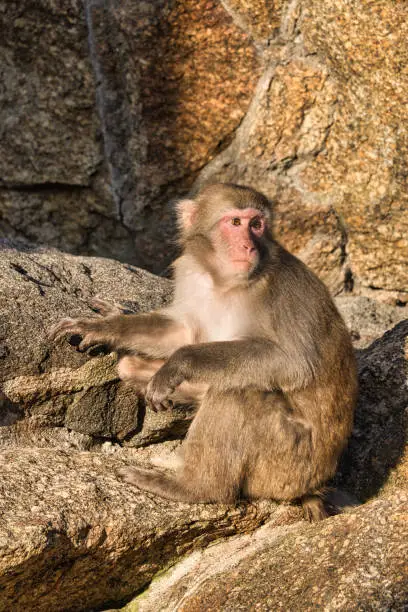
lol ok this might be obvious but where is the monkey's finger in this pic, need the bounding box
[156,398,174,412]
[49,318,81,342]
[145,398,158,413]
[77,334,104,352]
[89,297,123,317]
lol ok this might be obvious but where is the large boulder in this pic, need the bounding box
[1,1,408,299]
[0,241,192,450]
[0,447,279,612]
[0,0,259,272]
[337,319,408,502]
[132,490,408,612]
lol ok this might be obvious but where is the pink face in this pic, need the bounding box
[217,208,266,273]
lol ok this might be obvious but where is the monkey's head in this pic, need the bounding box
[176,183,273,282]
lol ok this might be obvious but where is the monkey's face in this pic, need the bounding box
[212,207,267,277]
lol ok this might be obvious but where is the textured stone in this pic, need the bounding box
[0,241,177,447]
[83,0,261,271]
[221,0,286,43]
[336,295,408,348]
[136,491,408,611]
[336,320,408,502]
[0,0,132,265]
[0,448,278,611]
[300,0,408,295]
[0,0,261,273]
[0,0,101,186]
[0,182,136,264]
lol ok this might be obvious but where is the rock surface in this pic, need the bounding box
[337,319,408,502]
[129,491,408,612]
[0,447,279,612]
[0,0,260,272]
[0,241,188,449]
[335,295,408,349]
[1,0,407,297]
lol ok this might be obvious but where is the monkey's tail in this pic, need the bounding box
[117,466,193,503]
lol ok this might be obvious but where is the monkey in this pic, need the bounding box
[50,183,358,520]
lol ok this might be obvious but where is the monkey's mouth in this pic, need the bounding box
[231,258,258,278]
[231,259,258,272]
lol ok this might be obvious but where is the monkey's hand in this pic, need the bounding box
[49,317,110,352]
[145,358,187,412]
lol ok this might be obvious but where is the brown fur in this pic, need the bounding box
[50,183,358,520]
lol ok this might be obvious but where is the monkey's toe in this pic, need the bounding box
[301,495,329,522]
[146,397,174,412]
[117,466,138,485]
[117,466,153,488]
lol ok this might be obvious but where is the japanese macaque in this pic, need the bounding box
[50,183,358,520]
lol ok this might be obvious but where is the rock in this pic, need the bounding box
[0,448,279,611]
[301,0,408,295]
[336,295,408,348]
[0,1,100,186]
[0,0,260,273]
[336,320,408,502]
[0,1,134,265]
[133,490,407,611]
[0,241,181,448]
[1,1,407,297]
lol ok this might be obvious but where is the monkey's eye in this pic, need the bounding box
[231,218,241,226]
[250,217,263,230]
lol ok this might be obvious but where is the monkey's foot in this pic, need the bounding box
[117,466,190,502]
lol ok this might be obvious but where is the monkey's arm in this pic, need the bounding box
[146,339,314,410]
[49,312,190,359]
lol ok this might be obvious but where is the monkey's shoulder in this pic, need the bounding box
[269,246,335,304]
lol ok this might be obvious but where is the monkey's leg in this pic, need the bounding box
[117,355,165,385]
[119,389,247,503]
[240,390,329,520]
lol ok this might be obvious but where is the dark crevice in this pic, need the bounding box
[0,182,89,192]
[9,262,50,296]
[344,268,354,293]
[368,284,408,295]
[38,349,51,374]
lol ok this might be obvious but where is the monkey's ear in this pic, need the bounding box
[176,199,198,231]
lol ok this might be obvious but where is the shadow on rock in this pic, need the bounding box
[336,319,408,501]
